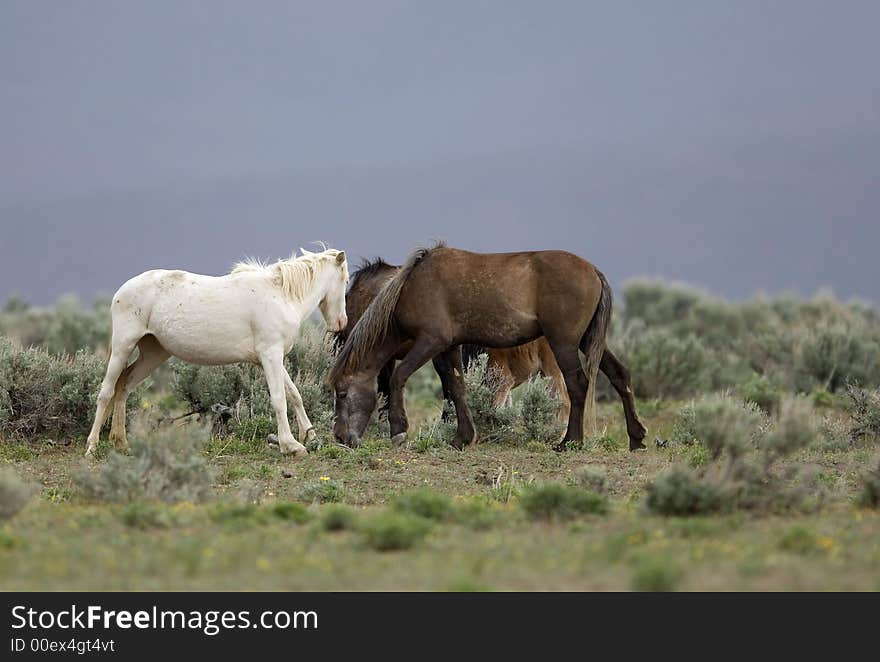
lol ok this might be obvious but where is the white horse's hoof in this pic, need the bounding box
[391,432,407,447]
[267,434,279,445]
[280,441,308,457]
[305,428,317,442]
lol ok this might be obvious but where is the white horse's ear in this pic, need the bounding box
[336,251,346,265]
[299,246,314,256]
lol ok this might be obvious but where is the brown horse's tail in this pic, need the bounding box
[581,268,612,436]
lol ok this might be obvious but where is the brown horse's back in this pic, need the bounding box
[395,247,602,349]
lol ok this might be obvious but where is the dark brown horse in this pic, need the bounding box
[337,256,646,447]
[330,245,647,451]
[336,259,569,421]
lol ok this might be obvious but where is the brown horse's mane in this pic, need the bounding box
[329,243,444,381]
[329,257,396,349]
[348,257,395,291]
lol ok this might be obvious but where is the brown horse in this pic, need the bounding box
[330,245,647,451]
[335,258,570,422]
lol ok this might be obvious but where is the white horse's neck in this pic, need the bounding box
[282,259,333,322]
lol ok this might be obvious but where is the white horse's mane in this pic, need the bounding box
[231,246,343,302]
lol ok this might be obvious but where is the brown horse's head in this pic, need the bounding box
[331,368,377,448]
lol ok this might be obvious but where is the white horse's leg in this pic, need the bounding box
[283,371,316,444]
[85,336,139,457]
[109,335,171,451]
[260,349,308,457]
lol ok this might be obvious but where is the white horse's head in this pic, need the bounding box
[314,249,349,333]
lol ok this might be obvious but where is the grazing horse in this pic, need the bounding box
[338,257,645,444]
[336,259,567,420]
[84,248,349,457]
[330,245,648,451]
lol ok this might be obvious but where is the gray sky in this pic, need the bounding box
[1,1,878,305]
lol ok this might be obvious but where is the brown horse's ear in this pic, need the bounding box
[336,251,346,265]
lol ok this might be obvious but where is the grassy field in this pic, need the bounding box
[2,396,878,592]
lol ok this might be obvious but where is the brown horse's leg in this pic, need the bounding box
[388,335,448,446]
[377,359,395,417]
[433,347,477,449]
[600,349,648,451]
[545,339,588,450]
[434,355,457,422]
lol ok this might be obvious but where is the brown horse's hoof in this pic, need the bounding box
[629,440,648,452]
[552,440,568,452]
[449,434,475,450]
[391,432,407,447]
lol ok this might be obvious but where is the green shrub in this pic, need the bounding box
[321,504,357,531]
[778,526,818,555]
[648,396,822,516]
[586,433,620,452]
[170,361,268,431]
[518,483,607,520]
[811,388,837,409]
[452,498,500,530]
[643,466,727,516]
[817,415,851,452]
[574,465,608,495]
[630,557,682,592]
[519,377,565,443]
[75,425,214,503]
[615,281,880,394]
[669,396,767,460]
[797,323,879,392]
[613,323,713,399]
[393,490,453,521]
[360,512,432,551]
[230,416,276,442]
[457,355,518,443]
[761,397,818,459]
[0,468,35,520]
[121,502,176,529]
[428,354,570,447]
[0,337,144,441]
[739,374,782,414]
[209,503,268,525]
[296,478,344,503]
[412,422,445,453]
[270,501,313,523]
[315,443,347,460]
[845,383,880,445]
[0,295,111,355]
[669,402,698,445]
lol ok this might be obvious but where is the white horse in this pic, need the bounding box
[84,247,349,458]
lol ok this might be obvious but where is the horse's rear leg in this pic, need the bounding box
[260,347,307,457]
[600,349,647,451]
[434,355,457,422]
[109,335,170,451]
[85,334,140,457]
[433,347,477,449]
[544,338,588,450]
